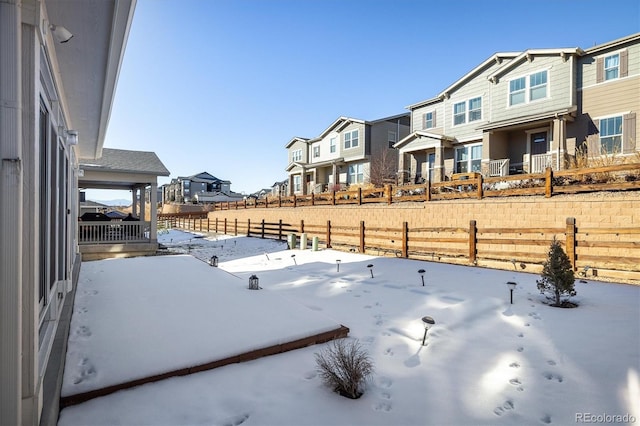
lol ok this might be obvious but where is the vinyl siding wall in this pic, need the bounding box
[490,55,575,123]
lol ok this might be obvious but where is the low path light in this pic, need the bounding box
[249,275,260,290]
[506,281,517,304]
[418,269,426,286]
[421,316,435,346]
[209,255,218,267]
[336,259,341,272]
[291,254,297,265]
[367,264,374,278]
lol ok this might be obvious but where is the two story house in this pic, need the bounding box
[163,172,234,203]
[286,113,410,195]
[396,33,639,183]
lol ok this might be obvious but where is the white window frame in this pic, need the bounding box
[292,149,302,162]
[330,137,336,153]
[453,101,466,126]
[468,97,482,122]
[508,69,549,107]
[313,145,320,158]
[454,143,482,174]
[424,111,434,129]
[344,129,359,149]
[293,175,301,192]
[604,53,620,81]
[453,97,482,126]
[348,163,364,184]
[599,115,623,154]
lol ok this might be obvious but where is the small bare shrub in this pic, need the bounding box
[315,338,374,399]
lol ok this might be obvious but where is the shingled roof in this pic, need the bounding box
[80,148,170,176]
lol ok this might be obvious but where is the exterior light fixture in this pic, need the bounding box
[49,24,73,43]
[506,281,517,304]
[418,269,426,286]
[65,130,78,146]
[421,316,435,346]
[209,255,218,267]
[336,259,341,272]
[367,264,374,278]
[291,254,297,265]
[249,275,260,290]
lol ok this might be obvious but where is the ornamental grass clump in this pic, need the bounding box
[537,238,577,308]
[315,338,374,399]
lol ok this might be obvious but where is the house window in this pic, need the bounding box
[293,175,301,192]
[509,77,526,105]
[292,149,302,162]
[388,131,397,148]
[330,137,336,153]
[453,102,466,125]
[604,53,619,80]
[529,71,547,101]
[454,144,482,173]
[344,130,359,149]
[468,97,482,122]
[348,163,364,184]
[599,116,623,154]
[313,146,320,158]
[424,111,434,129]
[509,70,548,106]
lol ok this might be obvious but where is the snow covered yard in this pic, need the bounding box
[58,230,640,426]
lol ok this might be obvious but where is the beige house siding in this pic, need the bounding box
[340,122,367,161]
[491,55,575,123]
[411,103,444,134]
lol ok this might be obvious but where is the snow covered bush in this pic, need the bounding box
[315,338,374,399]
[537,238,577,307]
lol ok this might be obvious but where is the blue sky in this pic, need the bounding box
[90,0,639,201]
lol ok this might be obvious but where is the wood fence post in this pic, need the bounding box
[331,190,336,205]
[278,195,282,208]
[402,221,408,258]
[545,167,553,198]
[426,181,431,202]
[215,218,218,233]
[566,217,576,270]
[386,184,392,205]
[358,187,362,205]
[293,195,297,208]
[261,219,265,239]
[278,219,283,241]
[311,192,315,206]
[207,218,210,232]
[326,220,332,248]
[359,221,365,253]
[469,220,477,264]
[244,199,247,209]
[235,201,238,210]
[224,218,227,235]
[234,218,238,236]
[477,175,483,199]
[300,219,304,233]
[247,219,251,237]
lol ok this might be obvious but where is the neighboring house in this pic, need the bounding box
[79,200,109,216]
[396,33,639,183]
[271,179,289,197]
[163,172,232,204]
[286,113,410,194]
[0,1,136,424]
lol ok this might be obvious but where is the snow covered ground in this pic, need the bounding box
[58,230,640,426]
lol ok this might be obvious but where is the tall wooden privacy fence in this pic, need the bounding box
[159,214,640,281]
[209,164,640,211]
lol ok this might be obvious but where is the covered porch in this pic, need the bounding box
[79,148,170,260]
[394,131,454,183]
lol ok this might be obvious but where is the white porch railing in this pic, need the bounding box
[489,159,510,177]
[531,153,554,173]
[79,221,150,244]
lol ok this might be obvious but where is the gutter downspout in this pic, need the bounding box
[0,1,24,425]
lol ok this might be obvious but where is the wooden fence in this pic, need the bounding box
[158,215,640,279]
[207,163,640,211]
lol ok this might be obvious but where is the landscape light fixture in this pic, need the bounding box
[209,255,218,267]
[248,275,260,290]
[336,259,341,272]
[367,264,374,278]
[418,269,426,286]
[49,24,73,43]
[506,281,517,304]
[291,254,297,265]
[421,316,435,346]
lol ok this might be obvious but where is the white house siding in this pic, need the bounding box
[490,55,575,123]
[310,131,342,164]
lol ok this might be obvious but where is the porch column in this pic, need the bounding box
[288,174,294,196]
[552,117,567,170]
[0,1,24,424]
[149,183,158,242]
[131,188,138,217]
[301,167,307,195]
[139,185,146,221]
[434,145,445,182]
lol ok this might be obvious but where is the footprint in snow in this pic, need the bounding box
[384,348,394,356]
[304,371,317,380]
[373,401,392,412]
[517,347,524,352]
[493,400,514,416]
[364,305,372,309]
[75,326,92,338]
[75,307,89,314]
[547,360,557,366]
[540,414,552,424]
[509,378,522,386]
[72,361,96,385]
[517,333,524,338]
[380,391,391,400]
[509,362,520,368]
[378,377,393,388]
[543,372,563,383]
[221,413,250,426]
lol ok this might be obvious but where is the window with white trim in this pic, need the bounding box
[344,129,359,149]
[453,97,482,126]
[454,144,482,173]
[453,102,466,125]
[313,146,320,158]
[330,137,336,153]
[292,149,302,162]
[599,115,623,154]
[293,175,301,192]
[348,163,364,184]
[604,53,619,80]
[509,70,548,106]
[468,97,482,122]
[424,111,434,129]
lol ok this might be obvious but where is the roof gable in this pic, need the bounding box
[489,48,581,81]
